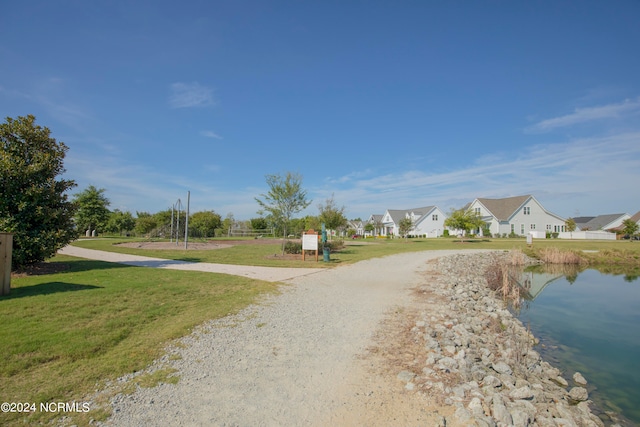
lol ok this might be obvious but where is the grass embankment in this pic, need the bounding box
[0,255,278,426]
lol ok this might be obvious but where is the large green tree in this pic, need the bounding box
[0,115,78,269]
[73,185,111,235]
[318,194,347,240]
[621,218,639,240]
[189,210,222,238]
[255,172,311,254]
[565,218,577,239]
[398,216,414,240]
[134,211,157,236]
[105,209,136,235]
[444,208,485,242]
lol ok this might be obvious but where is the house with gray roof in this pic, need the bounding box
[573,213,630,231]
[366,214,385,237]
[379,206,447,237]
[467,195,566,237]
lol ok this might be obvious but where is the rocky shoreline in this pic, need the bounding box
[398,251,623,427]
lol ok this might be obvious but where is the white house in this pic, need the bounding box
[379,206,447,237]
[573,214,630,232]
[467,195,566,237]
[366,214,385,237]
[560,213,631,240]
[345,219,365,237]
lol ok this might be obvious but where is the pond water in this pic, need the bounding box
[513,267,640,426]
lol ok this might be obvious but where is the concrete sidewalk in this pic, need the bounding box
[58,246,324,282]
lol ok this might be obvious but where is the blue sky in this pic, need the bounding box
[2,1,639,220]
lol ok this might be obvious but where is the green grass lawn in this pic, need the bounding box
[71,235,640,265]
[0,255,278,426]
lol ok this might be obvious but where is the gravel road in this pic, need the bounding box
[92,249,481,426]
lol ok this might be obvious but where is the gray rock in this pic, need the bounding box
[509,386,534,400]
[568,386,589,403]
[492,361,512,375]
[468,397,484,416]
[573,372,587,386]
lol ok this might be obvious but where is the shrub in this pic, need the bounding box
[323,239,344,252]
[284,241,302,254]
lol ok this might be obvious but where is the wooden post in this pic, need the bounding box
[1,233,13,296]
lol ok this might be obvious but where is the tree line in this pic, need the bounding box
[1,115,352,270]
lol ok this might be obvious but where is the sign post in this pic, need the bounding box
[302,229,319,262]
[1,233,13,296]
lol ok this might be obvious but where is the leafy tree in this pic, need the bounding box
[289,217,307,237]
[364,223,375,235]
[135,211,157,236]
[621,218,639,240]
[444,208,485,242]
[565,218,577,239]
[303,215,322,232]
[255,172,311,254]
[0,115,77,269]
[318,194,347,240]
[222,213,235,234]
[105,209,136,235]
[250,217,268,231]
[189,210,222,238]
[73,185,111,235]
[398,216,414,240]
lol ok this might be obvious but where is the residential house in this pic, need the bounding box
[467,195,566,237]
[366,214,385,237]
[345,219,365,237]
[572,214,630,232]
[379,206,447,237]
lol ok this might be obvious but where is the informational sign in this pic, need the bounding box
[302,230,319,261]
[302,233,318,251]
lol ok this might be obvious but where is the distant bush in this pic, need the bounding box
[284,241,302,254]
[323,239,344,252]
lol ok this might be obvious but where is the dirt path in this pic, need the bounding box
[58,245,323,282]
[89,249,481,426]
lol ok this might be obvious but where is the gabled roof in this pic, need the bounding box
[580,214,628,231]
[368,214,384,223]
[475,195,531,221]
[572,216,596,228]
[383,206,436,225]
[610,211,640,231]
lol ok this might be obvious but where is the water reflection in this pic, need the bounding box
[508,265,640,426]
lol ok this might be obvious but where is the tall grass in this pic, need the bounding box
[536,247,586,264]
[485,251,529,309]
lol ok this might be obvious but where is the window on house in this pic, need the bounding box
[523,207,530,215]
[511,224,515,233]
[530,224,536,230]
[432,214,438,221]
[546,224,552,230]
[474,207,481,215]
[521,224,525,234]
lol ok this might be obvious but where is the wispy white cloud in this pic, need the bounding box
[201,130,222,139]
[526,97,640,133]
[169,82,215,108]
